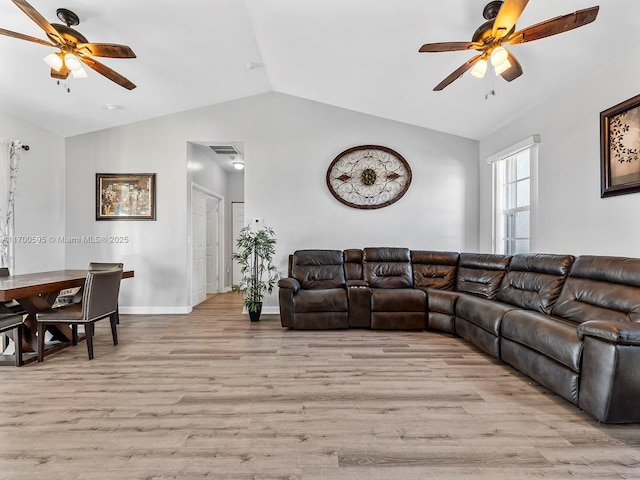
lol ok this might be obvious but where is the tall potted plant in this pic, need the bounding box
[232,224,280,321]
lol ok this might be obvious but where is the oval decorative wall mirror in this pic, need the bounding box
[326,145,412,209]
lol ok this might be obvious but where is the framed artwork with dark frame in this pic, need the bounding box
[600,93,640,198]
[96,173,156,220]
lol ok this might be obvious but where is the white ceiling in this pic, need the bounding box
[0,0,636,140]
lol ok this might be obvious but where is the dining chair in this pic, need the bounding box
[0,314,23,366]
[88,263,124,324]
[0,268,26,357]
[36,268,123,361]
[0,268,27,315]
[55,262,124,323]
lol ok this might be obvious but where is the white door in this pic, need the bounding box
[206,197,220,294]
[232,202,245,286]
[191,189,207,306]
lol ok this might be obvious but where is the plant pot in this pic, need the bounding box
[249,302,262,322]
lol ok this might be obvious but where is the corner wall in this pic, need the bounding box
[66,92,479,312]
[479,43,640,257]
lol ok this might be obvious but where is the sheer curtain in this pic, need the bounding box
[0,139,21,272]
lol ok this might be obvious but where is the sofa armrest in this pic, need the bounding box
[278,277,300,293]
[578,321,640,423]
[578,320,640,346]
[347,281,370,328]
[278,278,300,328]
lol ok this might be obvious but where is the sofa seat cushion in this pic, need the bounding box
[455,294,516,336]
[427,288,459,315]
[501,310,582,372]
[293,288,348,313]
[371,288,426,312]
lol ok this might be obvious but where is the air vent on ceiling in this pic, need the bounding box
[209,145,240,155]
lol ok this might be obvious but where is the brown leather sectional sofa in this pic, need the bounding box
[278,247,640,424]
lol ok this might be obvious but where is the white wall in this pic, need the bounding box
[0,112,65,274]
[66,92,479,312]
[479,43,640,257]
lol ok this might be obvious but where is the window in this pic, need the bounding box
[489,135,539,255]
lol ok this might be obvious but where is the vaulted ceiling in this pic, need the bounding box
[0,0,636,139]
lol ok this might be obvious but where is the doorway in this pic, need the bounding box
[231,202,244,286]
[191,184,223,307]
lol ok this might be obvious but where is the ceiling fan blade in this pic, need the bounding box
[500,51,523,82]
[0,27,55,47]
[492,0,529,39]
[80,56,136,90]
[12,0,64,45]
[433,54,484,91]
[76,43,136,59]
[419,41,482,53]
[506,6,599,45]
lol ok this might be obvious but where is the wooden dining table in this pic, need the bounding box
[0,269,134,364]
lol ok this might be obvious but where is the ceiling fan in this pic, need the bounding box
[419,0,599,91]
[0,0,136,90]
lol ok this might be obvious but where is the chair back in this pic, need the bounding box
[89,262,124,271]
[291,250,345,290]
[81,269,123,322]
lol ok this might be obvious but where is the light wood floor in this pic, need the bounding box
[1,292,639,479]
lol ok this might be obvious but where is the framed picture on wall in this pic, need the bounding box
[96,173,156,220]
[600,93,640,197]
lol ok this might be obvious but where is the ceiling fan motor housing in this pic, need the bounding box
[483,1,503,20]
[56,8,80,27]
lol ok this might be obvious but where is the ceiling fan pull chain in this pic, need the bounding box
[484,66,496,100]
[56,79,71,94]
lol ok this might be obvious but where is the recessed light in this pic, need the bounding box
[106,104,121,111]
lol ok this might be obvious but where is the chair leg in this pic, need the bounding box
[37,322,45,362]
[116,305,120,325]
[85,323,94,360]
[110,313,118,346]
[72,324,78,346]
[14,325,22,367]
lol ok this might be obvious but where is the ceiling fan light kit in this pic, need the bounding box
[0,0,137,90]
[470,58,488,78]
[43,51,62,70]
[490,46,508,66]
[419,0,600,91]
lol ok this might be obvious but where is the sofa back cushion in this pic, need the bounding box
[497,253,575,314]
[291,250,346,290]
[552,255,640,324]
[411,250,459,291]
[344,249,363,281]
[363,247,413,289]
[456,253,512,299]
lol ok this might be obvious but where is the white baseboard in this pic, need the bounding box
[119,306,193,315]
[120,305,278,316]
[242,305,279,315]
